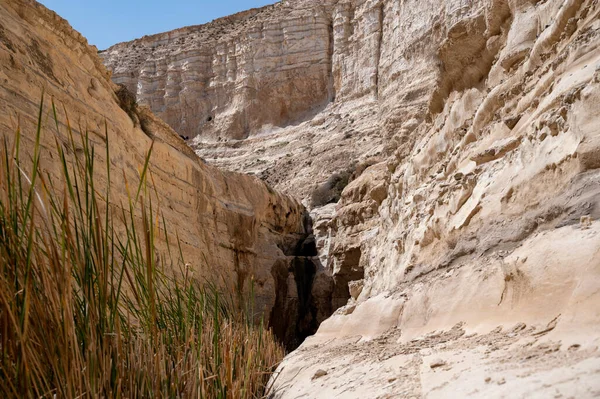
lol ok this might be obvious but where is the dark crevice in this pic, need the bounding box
[374,2,384,99]
[331,246,364,310]
[327,17,336,103]
[268,214,334,351]
[268,251,324,351]
[268,210,369,350]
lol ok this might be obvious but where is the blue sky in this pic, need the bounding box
[38,1,276,50]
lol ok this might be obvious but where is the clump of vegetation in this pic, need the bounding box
[115,84,154,137]
[115,83,137,119]
[310,170,352,208]
[0,97,284,398]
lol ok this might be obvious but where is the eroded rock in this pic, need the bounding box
[0,0,330,350]
[97,0,600,397]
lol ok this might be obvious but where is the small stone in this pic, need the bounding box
[341,304,356,315]
[485,377,492,383]
[429,359,447,369]
[348,280,365,300]
[509,322,527,333]
[497,378,506,385]
[581,215,592,229]
[312,369,328,380]
[504,116,521,129]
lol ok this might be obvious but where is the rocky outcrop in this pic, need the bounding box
[100,1,388,201]
[268,0,600,397]
[0,0,332,349]
[100,1,337,142]
[103,0,600,397]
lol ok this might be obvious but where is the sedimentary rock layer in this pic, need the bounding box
[101,1,337,141]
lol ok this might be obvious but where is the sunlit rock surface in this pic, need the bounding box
[103,0,600,397]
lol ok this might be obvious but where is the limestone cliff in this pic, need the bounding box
[103,0,600,397]
[101,1,336,142]
[0,0,330,349]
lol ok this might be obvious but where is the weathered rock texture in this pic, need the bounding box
[101,2,336,142]
[0,0,333,349]
[105,0,600,397]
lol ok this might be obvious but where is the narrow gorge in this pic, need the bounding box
[2,0,600,397]
[0,0,328,352]
[102,0,600,396]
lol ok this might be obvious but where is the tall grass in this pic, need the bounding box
[0,96,284,398]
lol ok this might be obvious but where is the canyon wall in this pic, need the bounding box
[0,0,331,349]
[104,0,600,397]
[275,0,600,397]
[101,1,337,141]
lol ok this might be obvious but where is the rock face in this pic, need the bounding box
[101,1,336,142]
[0,0,333,349]
[105,0,600,397]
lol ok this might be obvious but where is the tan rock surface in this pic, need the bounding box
[101,0,386,201]
[0,0,329,348]
[100,1,338,142]
[101,0,600,396]
[269,0,600,396]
